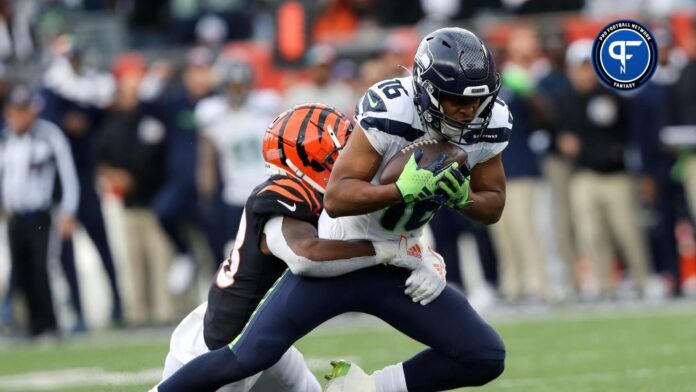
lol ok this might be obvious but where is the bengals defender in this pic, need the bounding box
[156,103,423,392]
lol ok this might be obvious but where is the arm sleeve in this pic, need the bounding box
[195,97,226,131]
[44,59,115,108]
[262,216,384,277]
[48,125,80,215]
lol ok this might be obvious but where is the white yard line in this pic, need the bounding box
[0,356,361,391]
[0,367,162,390]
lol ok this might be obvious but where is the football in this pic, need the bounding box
[379,139,469,184]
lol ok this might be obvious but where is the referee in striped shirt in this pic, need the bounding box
[0,86,79,338]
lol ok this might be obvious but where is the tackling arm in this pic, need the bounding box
[261,215,420,277]
[323,126,403,217]
[458,154,506,224]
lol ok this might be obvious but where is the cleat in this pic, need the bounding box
[323,360,376,392]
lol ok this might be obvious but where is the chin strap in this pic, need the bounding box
[285,159,326,193]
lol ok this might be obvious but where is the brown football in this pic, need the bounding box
[379,139,469,184]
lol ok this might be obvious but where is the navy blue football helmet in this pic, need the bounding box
[413,28,500,144]
[214,59,253,106]
[215,59,253,87]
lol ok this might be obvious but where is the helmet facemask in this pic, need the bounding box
[414,71,500,145]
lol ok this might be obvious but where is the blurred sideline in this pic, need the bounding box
[0,182,577,331]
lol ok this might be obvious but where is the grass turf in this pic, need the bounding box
[1,305,695,391]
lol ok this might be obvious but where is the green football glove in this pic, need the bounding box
[437,168,472,209]
[395,149,458,204]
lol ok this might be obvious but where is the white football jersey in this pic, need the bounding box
[318,76,512,242]
[196,90,281,206]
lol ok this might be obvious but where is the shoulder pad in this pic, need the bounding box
[195,96,227,129]
[247,90,281,114]
[251,175,322,223]
[36,119,63,138]
[491,98,512,128]
[478,100,513,144]
[355,78,424,142]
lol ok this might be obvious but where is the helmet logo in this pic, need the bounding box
[414,39,434,72]
[417,52,431,70]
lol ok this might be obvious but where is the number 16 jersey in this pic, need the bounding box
[318,76,513,242]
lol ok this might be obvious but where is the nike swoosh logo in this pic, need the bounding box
[278,200,297,212]
[367,92,379,108]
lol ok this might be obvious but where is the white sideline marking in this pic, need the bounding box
[0,367,162,390]
[495,363,696,388]
[0,356,360,390]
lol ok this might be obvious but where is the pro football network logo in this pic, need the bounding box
[592,20,658,90]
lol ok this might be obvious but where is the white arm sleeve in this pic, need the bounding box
[263,216,386,277]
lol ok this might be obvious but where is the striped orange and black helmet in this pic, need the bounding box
[263,103,352,193]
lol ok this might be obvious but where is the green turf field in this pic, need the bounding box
[1,304,695,391]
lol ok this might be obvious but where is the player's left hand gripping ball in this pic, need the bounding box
[395,148,458,204]
[404,248,447,305]
[436,167,472,209]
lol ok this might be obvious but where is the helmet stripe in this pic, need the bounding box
[296,104,317,167]
[314,106,334,143]
[276,107,296,161]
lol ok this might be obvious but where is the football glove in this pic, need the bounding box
[404,247,447,305]
[436,167,472,209]
[395,148,458,204]
[373,236,423,270]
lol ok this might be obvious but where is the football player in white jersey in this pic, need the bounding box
[155,27,510,392]
[319,26,511,391]
[196,59,281,262]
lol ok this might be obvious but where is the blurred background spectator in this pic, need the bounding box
[1,85,78,339]
[489,24,550,304]
[282,44,356,116]
[628,26,688,295]
[40,33,122,332]
[195,56,280,262]
[535,31,579,295]
[94,53,174,327]
[671,26,696,225]
[0,0,696,339]
[559,39,651,299]
[138,47,216,298]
